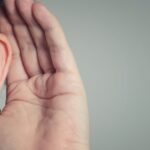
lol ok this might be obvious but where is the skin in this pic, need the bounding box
[0,0,89,150]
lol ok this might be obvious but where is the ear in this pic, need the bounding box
[0,34,12,90]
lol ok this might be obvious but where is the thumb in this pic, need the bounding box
[0,34,12,90]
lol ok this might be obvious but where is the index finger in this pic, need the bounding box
[33,3,78,73]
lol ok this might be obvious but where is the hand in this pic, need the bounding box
[0,0,89,150]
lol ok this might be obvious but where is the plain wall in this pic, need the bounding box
[1,0,150,150]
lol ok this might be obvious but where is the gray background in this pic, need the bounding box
[1,0,150,150]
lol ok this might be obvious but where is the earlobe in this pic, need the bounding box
[0,34,12,90]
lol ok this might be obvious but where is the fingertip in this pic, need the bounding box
[32,2,54,20]
[16,0,30,13]
[32,2,58,33]
[16,0,34,24]
[32,2,45,13]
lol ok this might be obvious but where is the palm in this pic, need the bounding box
[0,0,89,150]
[1,73,85,150]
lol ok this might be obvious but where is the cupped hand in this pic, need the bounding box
[0,0,89,150]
